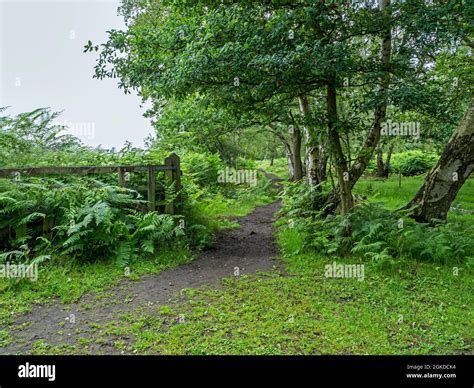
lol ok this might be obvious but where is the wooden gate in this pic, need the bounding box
[0,153,182,214]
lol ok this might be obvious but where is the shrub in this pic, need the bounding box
[280,181,332,219]
[0,178,187,266]
[368,151,438,176]
[235,157,257,170]
[284,203,473,266]
[393,151,439,176]
[181,152,224,188]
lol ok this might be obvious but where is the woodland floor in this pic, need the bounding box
[0,198,282,354]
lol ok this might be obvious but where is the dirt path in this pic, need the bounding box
[0,197,282,354]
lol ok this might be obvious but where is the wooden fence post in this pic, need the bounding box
[118,167,126,187]
[42,217,54,239]
[147,166,156,211]
[164,153,181,215]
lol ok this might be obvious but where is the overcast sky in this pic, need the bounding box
[0,0,153,149]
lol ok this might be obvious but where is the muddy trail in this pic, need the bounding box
[0,180,283,354]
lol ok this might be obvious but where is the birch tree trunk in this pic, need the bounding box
[269,124,301,182]
[283,141,296,182]
[299,94,321,186]
[404,98,474,223]
[384,142,394,177]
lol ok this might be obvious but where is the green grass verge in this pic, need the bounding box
[69,225,471,355]
[354,175,474,224]
[0,247,193,328]
[257,158,290,181]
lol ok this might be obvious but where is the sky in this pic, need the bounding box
[0,0,153,149]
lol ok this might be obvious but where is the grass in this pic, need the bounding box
[257,158,290,181]
[354,174,474,224]
[195,191,274,220]
[0,247,193,327]
[48,229,472,355]
[188,172,277,231]
[259,156,474,218]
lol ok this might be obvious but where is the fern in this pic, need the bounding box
[286,202,473,266]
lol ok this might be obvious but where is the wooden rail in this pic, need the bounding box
[0,165,175,176]
[0,153,182,214]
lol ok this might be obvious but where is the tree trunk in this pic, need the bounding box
[292,126,304,181]
[268,124,298,182]
[327,77,353,214]
[375,142,394,178]
[349,0,392,188]
[304,142,320,186]
[384,142,394,177]
[321,0,392,215]
[318,144,328,182]
[269,123,303,182]
[299,94,321,186]
[375,144,386,177]
[283,141,296,181]
[404,98,474,223]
